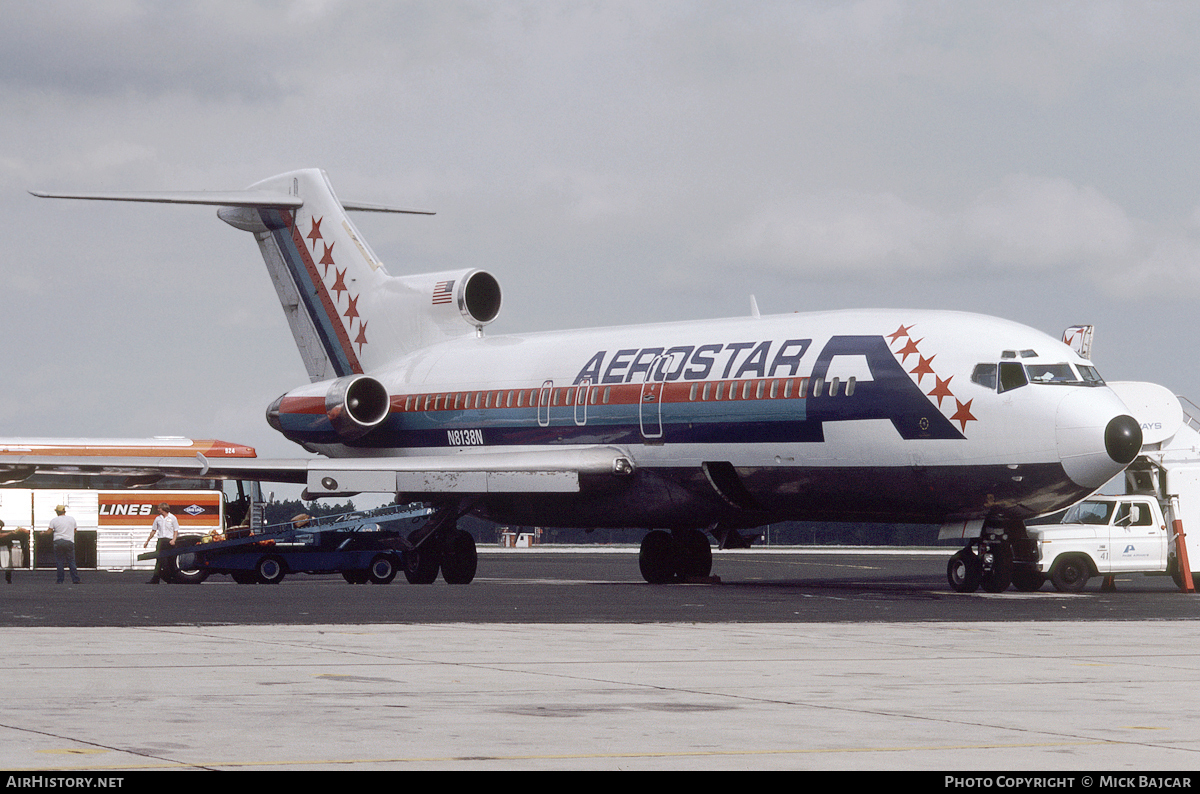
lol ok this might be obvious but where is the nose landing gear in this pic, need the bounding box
[947,522,1025,593]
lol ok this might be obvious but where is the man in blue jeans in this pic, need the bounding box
[45,505,81,584]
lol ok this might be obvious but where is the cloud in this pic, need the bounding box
[961,174,1135,268]
[714,173,1200,299]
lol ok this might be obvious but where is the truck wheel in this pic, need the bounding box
[1050,555,1090,593]
[368,554,398,584]
[947,548,981,593]
[256,555,286,584]
[169,546,209,584]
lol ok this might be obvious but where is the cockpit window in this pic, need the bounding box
[971,364,997,389]
[1064,500,1114,525]
[1024,363,1103,386]
[1026,363,1078,384]
[998,361,1028,393]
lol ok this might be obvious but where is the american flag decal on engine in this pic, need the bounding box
[432,280,454,305]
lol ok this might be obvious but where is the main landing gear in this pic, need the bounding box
[638,529,714,584]
[403,504,478,585]
[946,520,1038,594]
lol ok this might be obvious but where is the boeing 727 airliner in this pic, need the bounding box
[14,169,1143,591]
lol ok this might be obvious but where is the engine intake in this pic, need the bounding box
[267,375,390,444]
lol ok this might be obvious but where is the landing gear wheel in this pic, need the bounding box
[979,543,1014,593]
[639,530,674,584]
[404,530,441,585]
[441,529,477,584]
[368,553,398,584]
[673,529,713,579]
[256,555,286,584]
[947,548,982,593]
[1010,565,1045,592]
[1050,555,1091,593]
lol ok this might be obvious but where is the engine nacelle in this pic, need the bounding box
[398,268,502,331]
[267,375,390,445]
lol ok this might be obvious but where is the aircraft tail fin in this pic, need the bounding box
[34,169,501,381]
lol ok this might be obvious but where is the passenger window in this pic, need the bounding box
[998,362,1028,393]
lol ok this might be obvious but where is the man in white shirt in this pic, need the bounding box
[45,504,80,584]
[143,503,180,584]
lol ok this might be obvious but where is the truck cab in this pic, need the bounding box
[1024,495,1171,591]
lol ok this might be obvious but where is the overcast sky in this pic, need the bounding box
[4,1,1200,467]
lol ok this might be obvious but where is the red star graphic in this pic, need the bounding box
[910,354,936,384]
[332,268,348,300]
[307,216,323,251]
[896,337,922,363]
[927,375,954,407]
[887,324,913,344]
[343,294,359,327]
[319,241,336,275]
[951,398,977,433]
[354,320,368,353]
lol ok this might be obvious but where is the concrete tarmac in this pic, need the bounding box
[2,549,1199,771]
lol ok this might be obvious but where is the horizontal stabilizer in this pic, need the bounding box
[31,189,433,214]
[30,189,302,208]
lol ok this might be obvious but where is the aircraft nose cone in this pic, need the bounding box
[1105,414,1142,465]
[1056,390,1143,489]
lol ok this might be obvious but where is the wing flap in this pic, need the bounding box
[306,446,632,495]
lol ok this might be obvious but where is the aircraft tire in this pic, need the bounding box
[980,543,1014,593]
[639,530,675,584]
[1050,555,1091,593]
[404,531,441,585]
[946,548,981,593]
[441,530,477,584]
[256,555,286,585]
[673,529,713,579]
[1010,565,1045,592]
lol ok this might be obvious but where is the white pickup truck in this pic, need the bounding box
[1022,494,1186,592]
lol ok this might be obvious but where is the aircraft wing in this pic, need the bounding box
[0,443,635,496]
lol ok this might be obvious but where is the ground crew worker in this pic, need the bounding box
[143,503,180,584]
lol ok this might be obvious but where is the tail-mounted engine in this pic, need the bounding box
[397,268,502,334]
[267,375,390,446]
